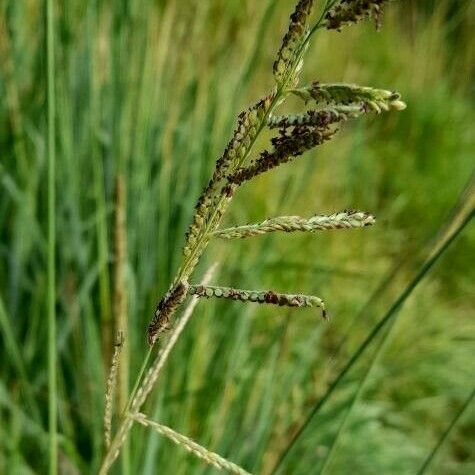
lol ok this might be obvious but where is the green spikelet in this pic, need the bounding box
[292,82,406,113]
[273,0,316,87]
[212,210,375,239]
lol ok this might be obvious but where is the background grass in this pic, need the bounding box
[0,0,474,473]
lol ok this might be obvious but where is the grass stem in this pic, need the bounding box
[46,0,57,472]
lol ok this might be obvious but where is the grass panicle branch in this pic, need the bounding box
[132,413,251,475]
[227,123,337,186]
[267,106,363,129]
[189,285,326,318]
[291,82,406,113]
[104,333,124,448]
[212,211,375,239]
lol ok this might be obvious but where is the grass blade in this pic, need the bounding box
[46,0,57,472]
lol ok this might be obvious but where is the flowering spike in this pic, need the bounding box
[213,211,375,239]
[267,106,363,129]
[188,285,326,319]
[291,82,406,112]
[227,124,337,187]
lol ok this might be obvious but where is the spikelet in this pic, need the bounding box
[273,0,316,87]
[212,210,375,239]
[292,82,406,113]
[227,123,336,187]
[188,284,326,319]
[147,281,188,345]
[325,0,389,31]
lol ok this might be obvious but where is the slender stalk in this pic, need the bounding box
[125,347,152,414]
[46,0,57,472]
[113,174,130,473]
[416,386,475,475]
[270,205,474,474]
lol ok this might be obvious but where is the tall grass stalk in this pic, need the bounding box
[46,0,57,473]
[271,190,474,474]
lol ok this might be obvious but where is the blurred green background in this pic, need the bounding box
[0,0,474,473]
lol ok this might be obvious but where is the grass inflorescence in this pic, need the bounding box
[0,0,473,473]
[101,0,407,471]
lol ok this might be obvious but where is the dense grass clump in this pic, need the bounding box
[0,0,473,474]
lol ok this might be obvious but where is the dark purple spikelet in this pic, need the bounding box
[268,109,349,129]
[147,281,188,345]
[227,124,336,186]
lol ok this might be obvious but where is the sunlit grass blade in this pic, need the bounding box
[46,0,57,473]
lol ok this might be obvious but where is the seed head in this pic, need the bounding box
[227,124,336,186]
[268,107,360,130]
[292,82,406,113]
[212,210,376,239]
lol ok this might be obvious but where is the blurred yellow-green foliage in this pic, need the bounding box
[0,0,474,473]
